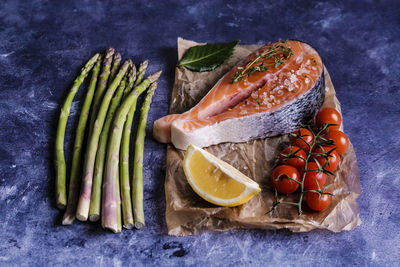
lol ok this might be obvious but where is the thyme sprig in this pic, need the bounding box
[266,123,336,215]
[231,41,294,83]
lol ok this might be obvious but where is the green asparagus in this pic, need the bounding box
[117,66,137,229]
[134,60,148,86]
[76,59,132,221]
[62,54,103,224]
[87,48,114,134]
[116,159,122,233]
[118,61,148,229]
[108,52,121,86]
[102,71,161,233]
[122,64,136,99]
[88,76,127,222]
[133,82,158,229]
[55,53,100,210]
[119,60,148,225]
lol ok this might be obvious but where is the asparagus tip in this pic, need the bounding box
[130,64,137,74]
[150,81,158,89]
[150,71,162,82]
[121,59,131,69]
[105,48,115,59]
[114,52,121,61]
[81,53,101,71]
[141,59,149,68]
[97,53,104,62]
[127,59,133,67]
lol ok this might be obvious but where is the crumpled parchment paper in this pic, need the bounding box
[164,38,361,236]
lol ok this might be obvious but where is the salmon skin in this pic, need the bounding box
[154,40,325,150]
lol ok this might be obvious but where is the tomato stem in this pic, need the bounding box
[266,123,336,216]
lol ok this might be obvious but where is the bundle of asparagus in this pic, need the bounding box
[55,48,161,233]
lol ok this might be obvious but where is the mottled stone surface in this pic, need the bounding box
[0,0,399,266]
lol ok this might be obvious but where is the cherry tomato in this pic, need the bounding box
[289,128,314,153]
[270,165,300,194]
[324,130,349,156]
[279,146,306,173]
[312,145,339,172]
[303,162,327,190]
[306,191,331,211]
[315,107,342,131]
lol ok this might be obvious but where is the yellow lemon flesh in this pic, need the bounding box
[183,144,261,207]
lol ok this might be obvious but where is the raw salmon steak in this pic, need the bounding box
[154,40,325,150]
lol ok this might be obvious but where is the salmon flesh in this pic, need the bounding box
[154,40,325,150]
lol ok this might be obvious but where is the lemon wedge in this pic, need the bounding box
[183,144,261,207]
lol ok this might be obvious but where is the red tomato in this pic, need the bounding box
[270,165,300,194]
[289,128,314,153]
[324,130,349,156]
[303,162,327,190]
[312,146,339,172]
[279,146,306,173]
[315,108,342,131]
[306,191,331,211]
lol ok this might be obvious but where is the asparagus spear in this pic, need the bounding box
[102,71,161,233]
[116,158,122,233]
[76,59,132,221]
[87,48,115,134]
[122,64,136,99]
[55,53,100,210]
[62,54,103,224]
[88,76,127,222]
[89,66,137,222]
[115,66,137,229]
[133,81,158,229]
[134,60,148,86]
[119,60,148,229]
[108,52,122,86]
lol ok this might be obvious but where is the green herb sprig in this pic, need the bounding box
[231,41,294,83]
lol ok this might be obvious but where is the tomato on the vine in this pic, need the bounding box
[279,146,306,173]
[324,130,349,156]
[306,191,331,211]
[289,128,314,153]
[312,145,339,172]
[270,165,300,194]
[315,107,342,131]
[303,162,327,190]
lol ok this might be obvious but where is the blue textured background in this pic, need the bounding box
[0,0,399,266]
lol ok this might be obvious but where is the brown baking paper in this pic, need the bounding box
[164,38,361,236]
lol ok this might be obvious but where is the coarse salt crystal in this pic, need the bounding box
[284,79,290,86]
[269,95,275,102]
[290,74,298,83]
